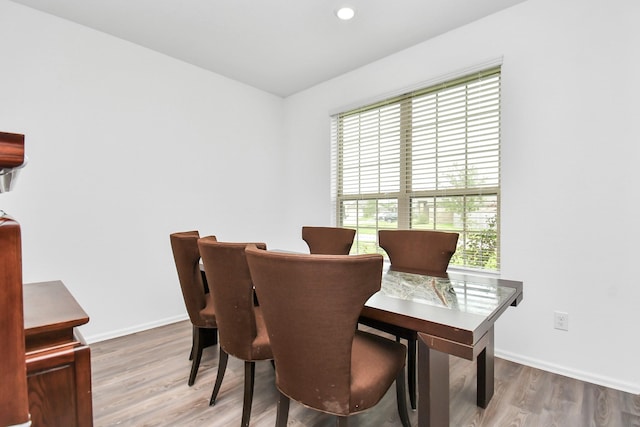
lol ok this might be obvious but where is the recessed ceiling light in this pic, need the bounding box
[336,7,355,21]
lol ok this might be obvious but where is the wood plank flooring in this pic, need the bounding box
[91,321,640,426]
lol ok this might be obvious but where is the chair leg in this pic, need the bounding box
[408,337,417,410]
[188,326,204,386]
[275,391,290,427]
[209,348,229,405]
[397,334,417,410]
[241,361,256,427]
[188,327,219,386]
[395,368,411,427]
[189,325,196,361]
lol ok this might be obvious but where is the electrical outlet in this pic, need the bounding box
[554,311,569,331]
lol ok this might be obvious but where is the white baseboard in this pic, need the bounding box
[496,348,640,395]
[82,320,639,395]
[83,314,189,344]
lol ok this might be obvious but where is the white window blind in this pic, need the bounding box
[331,67,501,271]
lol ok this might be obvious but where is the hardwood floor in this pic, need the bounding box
[91,321,640,426]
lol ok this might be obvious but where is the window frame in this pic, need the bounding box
[331,67,501,272]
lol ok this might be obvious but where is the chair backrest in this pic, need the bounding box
[301,226,356,255]
[378,229,459,275]
[170,231,214,327]
[198,237,267,361]
[245,246,383,415]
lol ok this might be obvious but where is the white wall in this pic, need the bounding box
[2,0,638,395]
[0,1,288,341]
[282,0,640,393]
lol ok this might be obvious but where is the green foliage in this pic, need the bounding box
[452,216,498,269]
[413,212,429,225]
[440,168,483,215]
[362,200,377,218]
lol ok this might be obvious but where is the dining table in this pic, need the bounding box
[200,255,523,426]
[360,265,523,427]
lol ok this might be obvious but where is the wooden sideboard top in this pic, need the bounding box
[23,281,89,337]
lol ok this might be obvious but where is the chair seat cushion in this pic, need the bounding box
[350,330,406,414]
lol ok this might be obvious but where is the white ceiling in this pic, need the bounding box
[11,0,526,97]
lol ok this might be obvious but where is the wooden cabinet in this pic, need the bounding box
[0,214,30,426]
[23,281,93,427]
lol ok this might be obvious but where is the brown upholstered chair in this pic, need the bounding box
[170,231,218,386]
[360,229,459,409]
[245,247,410,427]
[301,226,356,255]
[197,237,272,427]
[378,229,459,276]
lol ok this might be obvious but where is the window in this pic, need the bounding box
[331,67,501,271]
